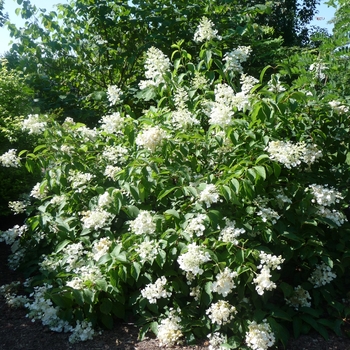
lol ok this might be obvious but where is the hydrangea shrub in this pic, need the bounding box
[1,18,350,349]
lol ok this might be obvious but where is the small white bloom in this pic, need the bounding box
[210,267,238,297]
[0,149,21,168]
[141,276,172,304]
[129,210,156,235]
[285,285,311,310]
[81,209,112,230]
[206,300,237,325]
[157,311,183,347]
[100,112,125,134]
[194,16,221,43]
[218,219,245,245]
[245,320,275,350]
[107,85,122,105]
[198,184,220,208]
[22,114,47,134]
[308,262,336,288]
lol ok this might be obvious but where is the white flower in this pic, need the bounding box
[256,207,280,225]
[171,108,200,129]
[308,262,336,288]
[208,332,227,350]
[157,311,183,347]
[68,170,95,192]
[98,192,113,208]
[285,285,311,310]
[91,237,112,261]
[210,267,238,297]
[198,184,220,208]
[30,182,48,200]
[69,320,95,343]
[8,200,29,214]
[102,145,128,164]
[177,243,211,277]
[245,320,275,350]
[184,214,207,238]
[329,100,349,114]
[257,252,284,271]
[218,219,245,245]
[100,112,125,134]
[206,300,237,325]
[22,114,47,134]
[129,210,156,235]
[309,62,328,80]
[308,184,343,207]
[240,74,259,95]
[136,126,167,152]
[104,165,121,180]
[316,206,346,227]
[139,47,171,89]
[267,74,286,93]
[193,16,221,43]
[0,149,21,168]
[107,85,122,106]
[0,225,27,245]
[135,239,159,263]
[141,276,172,304]
[253,266,276,295]
[81,209,112,230]
[223,46,252,73]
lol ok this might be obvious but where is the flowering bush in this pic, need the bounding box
[1,18,350,350]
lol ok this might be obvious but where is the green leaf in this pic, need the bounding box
[55,239,71,253]
[100,298,113,314]
[253,166,266,180]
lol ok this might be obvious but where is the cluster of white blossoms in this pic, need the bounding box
[184,214,207,238]
[139,47,171,89]
[97,191,113,208]
[136,125,167,152]
[0,148,21,168]
[218,218,246,245]
[275,190,292,209]
[193,16,221,43]
[100,112,125,134]
[171,87,199,128]
[68,170,95,192]
[266,140,322,168]
[0,224,27,245]
[308,262,336,288]
[223,46,252,73]
[157,310,183,347]
[189,285,201,301]
[285,285,311,310]
[129,210,156,235]
[177,243,211,279]
[25,284,72,333]
[253,252,284,295]
[198,183,220,208]
[104,164,121,180]
[141,276,172,304]
[256,206,280,225]
[267,74,286,93]
[30,182,48,200]
[245,320,275,350]
[135,239,159,263]
[81,209,113,230]
[309,62,328,80]
[66,265,104,290]
[75,125,99,140]
[241,74,259,95]
[208,332,227,350]
[308,184,342,207]
[102,145,128,164]
[206,300,237,325]
[0,282,29,309]
[68,320,95,343]
[316,206,346,227]
[106,85,122,106]
[91,237,112,261]
[8,200,29,214]
[210,267,238,297]
[329,100,349,114]
[22,114,47,134]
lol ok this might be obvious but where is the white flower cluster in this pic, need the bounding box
[106,85,122,106]
[100,112,125,134]
[171,87,199,128]
[0,149,21,168]
[193,16,221,43]
[198,184,220,208]
[210,267,238,297]
[25,284,72,333]
[241,74,259,95]
[91,237,112,261]
[57,242,86,272]
[81,209,112,230]
[177,243,211,278]
[266,140,322,168]
[223,46,252,73]
[68,320,95,343]
[309,62,328,80]
[68,170,95,192]
[308,184,342,207]
[0,224,27,245]
[135,239,159,263]
[218,218,246,245]
[245,320,275,350]
[329,100,349,114]
[316,206,346,227]
[22,114,47,134]
[0,282,29,309]
[253,252,284,295]
[136,125,167,152]
[285,285,311,310]
[75,125,98,140]
[184,214,207,238]
[129,210,156,235]
[141,276,172,304]
[189,286,201,301]
[104,165,121,180]
[139,47,171,89]
[157,311,183,347]
[30,182,48,200]
[308,262,336,288]
[256,206,280,225]
[191,72,208,90]
[275,190,292,209]
[98,191,113,208]
[66,265,104,290]
[208,332,227,350]
[206,300,237,325]
[8,200,29,214]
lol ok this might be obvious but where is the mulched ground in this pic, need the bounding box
[1,223,350,350]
